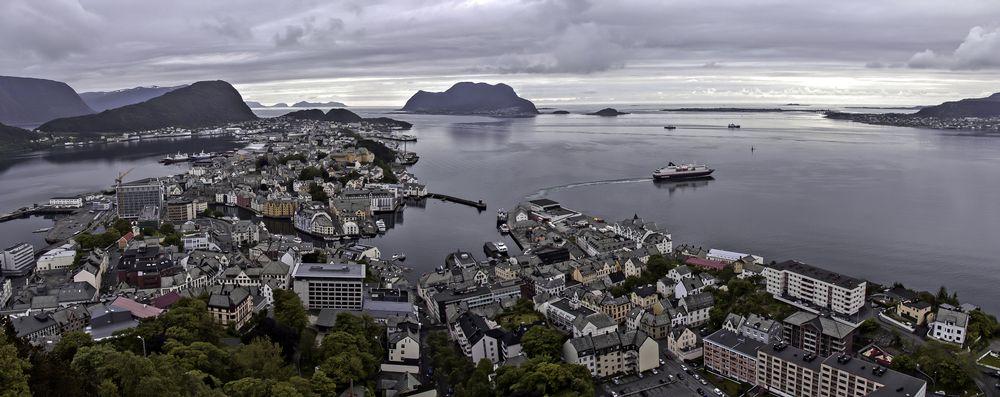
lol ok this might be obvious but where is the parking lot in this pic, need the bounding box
[599,345,728,397]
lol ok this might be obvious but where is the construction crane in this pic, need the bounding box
[115,168,134,188]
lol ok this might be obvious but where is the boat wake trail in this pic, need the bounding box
[526,177,652,199]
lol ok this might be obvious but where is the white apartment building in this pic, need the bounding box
[1,242,35,277]
[291,263,365,310]
[764,260,866,316]
[49,197,84,208]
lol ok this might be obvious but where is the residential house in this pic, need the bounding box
[667,326,703,361]
[928,307,969,345]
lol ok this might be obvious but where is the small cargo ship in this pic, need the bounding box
[663,125,677,130]
[652,162,714,180]
[727,123,741,128]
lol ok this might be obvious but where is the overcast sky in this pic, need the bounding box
[3,0,1000,106]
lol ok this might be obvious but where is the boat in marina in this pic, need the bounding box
[376,219,387,232]
[652,162,714,180]
[161,152,191,164]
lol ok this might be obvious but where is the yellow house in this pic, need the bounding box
[896,300,934,325]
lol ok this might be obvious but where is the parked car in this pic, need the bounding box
[677,373,684,380]
[700,379,708,385]
[714,388,724,395]
[652,368,659,375]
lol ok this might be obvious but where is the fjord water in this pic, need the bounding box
[2,108,998,313]
[353,107,1000,313]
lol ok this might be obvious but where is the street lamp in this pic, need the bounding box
[137,335,147,357]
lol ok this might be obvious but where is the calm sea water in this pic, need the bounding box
[2,107,998,314]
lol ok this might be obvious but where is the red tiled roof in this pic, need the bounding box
[110,296,164,319]
[151,292,181,309]
[685,257,729,271]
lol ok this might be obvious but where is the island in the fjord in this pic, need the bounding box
[80,85,187,112]
[551,110,571,114]
[38,81,257,133]
[826,92,1000,131]
[401,82,539,116]
[0,75,94,127]
[280,108,413,129]
[587,107,629,116]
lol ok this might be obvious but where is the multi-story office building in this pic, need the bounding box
[764,260,866,316]
[783,311,857,357]
[1,242,35,276]
[165,199,197,222]
[116,180,164,219]
[291,263,365,310]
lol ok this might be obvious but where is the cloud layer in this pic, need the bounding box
[1,0,1000,105]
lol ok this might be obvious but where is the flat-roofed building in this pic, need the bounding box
[764,260,866,317]
[291,263,365,310]
[116,180,164,219]
[1,242,35,277]
[704,329,764,384]
[820,354,927,397]
[757,342,823,397]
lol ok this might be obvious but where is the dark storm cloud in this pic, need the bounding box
[1,0,999,104]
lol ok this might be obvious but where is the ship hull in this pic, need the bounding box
[652,169,714,180]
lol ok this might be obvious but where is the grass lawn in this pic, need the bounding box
[498,312,542,328]
[979,352,1000,368]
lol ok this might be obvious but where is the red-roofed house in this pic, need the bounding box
[685,257,728,271]
[151,291,182,309]
[117,231,135,250]
[110,296,164,319]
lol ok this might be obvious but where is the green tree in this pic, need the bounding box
[455,359,495,397]
[494,358,593,397]
[112,218,133,236]
[521,326,566,360]
[859,318,880,335]
[0,330,31,397]
[231,338,295,380]
[159,223,176,235]
[307,182,329,203]
[273,290,308,332]
[299,167,324,181]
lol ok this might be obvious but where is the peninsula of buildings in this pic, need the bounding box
[826,92,1000,132]
[2,112,999,397]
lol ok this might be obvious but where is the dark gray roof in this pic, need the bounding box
[783,311,857,339]
[824,354,926,396]
[292,262,365,279]
[760,340,824,372]
[704,329,764,358]
[772,260,864,289]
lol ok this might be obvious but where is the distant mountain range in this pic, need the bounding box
[80,85,186,112]
[401,82,538,116]
[39,81,257,133]
[246,100,347,108]
[0,75,94,127]
[278,108,412,129]
[913,92,1000,118]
